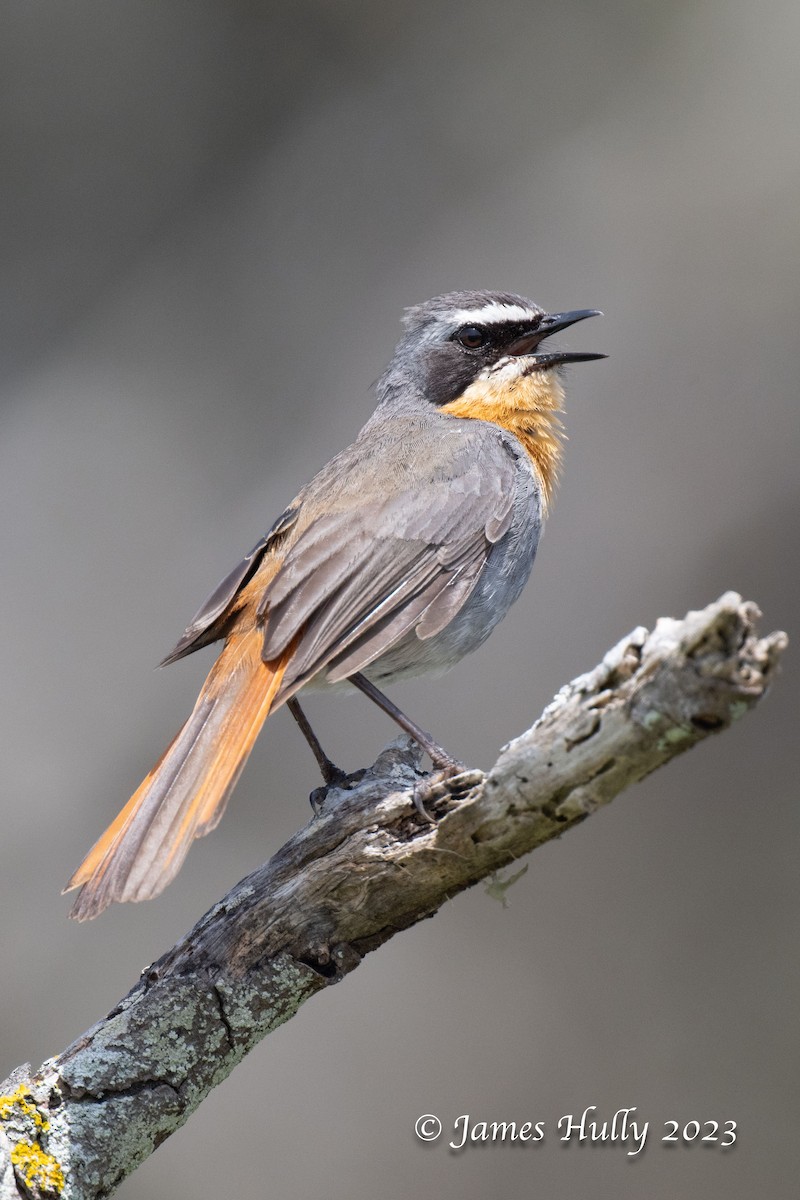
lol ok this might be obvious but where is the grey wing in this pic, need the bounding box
[259,435,520,693]
[159,504,299,666]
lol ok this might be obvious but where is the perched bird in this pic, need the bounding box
[65,290,603,919]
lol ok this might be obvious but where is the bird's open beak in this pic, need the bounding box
[508,308,606,366]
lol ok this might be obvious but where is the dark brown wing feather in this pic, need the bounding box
[160,504,299,665]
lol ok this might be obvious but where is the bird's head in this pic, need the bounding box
[386,290,604,409]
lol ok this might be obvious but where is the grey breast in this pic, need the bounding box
[362,423,542,685]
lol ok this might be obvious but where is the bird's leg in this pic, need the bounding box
[287,698,350,789]
[349,673,462,769]
[349,673,478,820]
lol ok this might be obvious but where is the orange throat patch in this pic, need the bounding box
[441,366,566,512]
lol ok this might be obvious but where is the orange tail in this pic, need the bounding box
[64,628,292,920]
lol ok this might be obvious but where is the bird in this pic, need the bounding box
[64,290,604,919]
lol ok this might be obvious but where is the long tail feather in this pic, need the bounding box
[64,629,291,920]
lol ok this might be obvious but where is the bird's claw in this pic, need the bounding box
[412,765,483,821]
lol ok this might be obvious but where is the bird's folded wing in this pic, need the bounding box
[259,437,520,692]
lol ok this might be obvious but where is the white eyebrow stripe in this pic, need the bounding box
[448,302,542,327]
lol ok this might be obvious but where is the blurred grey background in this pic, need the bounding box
[1,1,797,1197]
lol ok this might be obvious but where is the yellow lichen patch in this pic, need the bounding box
[0,1086,63,1195]
[10,1140,65,1194]
[0,1084,50,1132]
[442,365,566,513]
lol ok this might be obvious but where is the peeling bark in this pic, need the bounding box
[0,593,786,1200]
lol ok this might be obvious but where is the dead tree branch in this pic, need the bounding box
[0,593,786,1200]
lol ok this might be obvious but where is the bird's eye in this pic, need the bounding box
[455,325,488,350]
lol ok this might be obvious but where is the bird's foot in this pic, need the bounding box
[309,765,367,815]
[412,762,483,822]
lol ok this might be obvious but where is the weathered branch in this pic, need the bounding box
[0,593,786,1200]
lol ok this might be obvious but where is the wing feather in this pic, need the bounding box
[259,425,523,694]
[160,505,299,665]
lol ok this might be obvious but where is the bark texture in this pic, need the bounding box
[0,593,786,1200]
